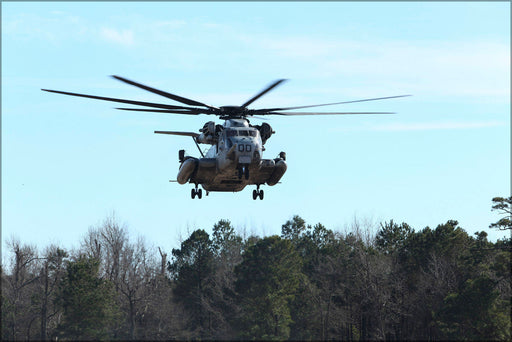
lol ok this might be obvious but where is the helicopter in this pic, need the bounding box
[42,76,409,200]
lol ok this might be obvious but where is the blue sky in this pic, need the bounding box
[2,2,510,257]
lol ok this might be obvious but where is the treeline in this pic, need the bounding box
[1,215,510,341]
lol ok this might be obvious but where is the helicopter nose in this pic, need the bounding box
[236,140,260,164]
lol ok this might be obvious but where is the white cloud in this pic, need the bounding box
[3,12,135,47]
[4,9,508,101]
[100,27,134,46]
[242,34,510,99]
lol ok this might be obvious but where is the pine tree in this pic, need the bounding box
[235,236,303,340]
[55,256,120,340]
[168,229,216,338]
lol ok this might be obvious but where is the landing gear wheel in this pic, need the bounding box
[191,186,202,199]
[238,168,243,179]
[252,186,264,200]
[244,166,250,180]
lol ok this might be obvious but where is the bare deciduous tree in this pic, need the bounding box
[3,238,40,340]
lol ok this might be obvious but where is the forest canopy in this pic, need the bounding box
[2,210,511,341]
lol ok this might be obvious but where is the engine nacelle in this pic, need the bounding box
[196,133,216,145]
[259,123,274,144]
[267,159,287,186]
[200,121,216,136]
[197,121,220,145]
[177,158,197,184]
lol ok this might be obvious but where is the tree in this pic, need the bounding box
[489,196,512,230]
[55,256,120,340]
[168,229,216,338]
[375,220,412,255]
[235,235,303,340]
[212,219,241,255]
[37,245,68,340]
[80,213,161,340]
[210,219,244,339]
[290,222,338,340]
[435,275,510,340]
[2,214,510,341]
[97,213,128,287]
[297,222,337,271]
[397,220,474,339]
[2,238,40,340]
[344,227,393,341]
[117,236,156,340]
[136,270,192,340]
[281,215,307,244]
[400,220,470,279]
[310,240,352,340]
[80,212,128,286]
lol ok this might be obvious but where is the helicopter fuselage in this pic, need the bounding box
[177,119,287,197]
[176,118,286,197]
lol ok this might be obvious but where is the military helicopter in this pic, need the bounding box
[42,76,409,200]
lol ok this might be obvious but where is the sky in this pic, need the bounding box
[2,2,510,259]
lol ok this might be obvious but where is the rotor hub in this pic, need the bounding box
[220,106,248,116]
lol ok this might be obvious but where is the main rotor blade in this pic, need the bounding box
[241,79,288,108]
[41,89,201,111]
[268,111,395,116]
[246,115,269,120]
[116,107,206,115]
[154,131,200,137]
[254,94,411,112]
[112,75,218,109]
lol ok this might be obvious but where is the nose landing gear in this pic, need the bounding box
[252,185,264,200]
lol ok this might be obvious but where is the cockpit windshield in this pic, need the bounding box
[226,129,258,137]
[239,130,257,137]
